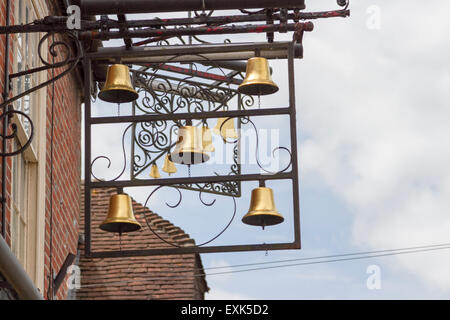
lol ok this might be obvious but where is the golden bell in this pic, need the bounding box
[149,164,161,179]
[162,154,177,175]
[202,126,215,152]
[100,194,141,233]
[98,64,139,103]
[242,187,284,229]
[213,118,239,140]
[169,126,210,165]
[238,57,279,96]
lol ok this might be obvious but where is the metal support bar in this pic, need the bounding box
[288,41,302,249]
[140,63,243,86]
[90,107,290,125]
[76,0,306,15]
[0,10,349,35]
[1,0,11,238]
[79,22,314,41]
[89,172,293,189]
[83,57,92,256]
[117,48,301,64]
[52,253,76,295]
[117,14,132,49]
[89,242,299,258]
[87,41,292,60]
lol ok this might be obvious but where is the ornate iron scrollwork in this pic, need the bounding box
[0,31,82,157]
[141,185,236,248]
[0,110,34,157]
[130,56,255,197]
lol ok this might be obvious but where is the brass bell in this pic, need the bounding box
[149,164,161,179]
[242,186,284,229]
[213,118,239,140]
[169,126,210,165]
[100,193,141,234]
[162,154,177,175]
[202,126,215,152]
[238,57,279,96]
[98,64,139,103]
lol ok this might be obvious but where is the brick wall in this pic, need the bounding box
[43,0,82,299]
[0,0,83,300]
[43,42,82,300]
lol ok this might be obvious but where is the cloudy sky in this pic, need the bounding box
[87,0,450,299]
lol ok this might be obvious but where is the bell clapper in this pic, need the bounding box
[188,164,191,178]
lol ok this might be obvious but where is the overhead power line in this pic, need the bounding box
[201,242,450,272]
[81,242,450,288]
[204,244,450,276]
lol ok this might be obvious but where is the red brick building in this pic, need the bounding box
[0,0,208,300]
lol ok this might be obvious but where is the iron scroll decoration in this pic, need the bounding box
[138,116,293,249]
[130,54,248,197]
[0,31,83,157]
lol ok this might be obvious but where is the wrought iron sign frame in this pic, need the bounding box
[0,0,351,257]
[84,41,301,258]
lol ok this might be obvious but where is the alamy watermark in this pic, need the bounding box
[66,5,81,30]
[170,127,287,173]
[366,264,382,290]
[366,5,382,30]
[67,265,81,290]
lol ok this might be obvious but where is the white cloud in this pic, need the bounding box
[206,260,234,283]
[206,288,254,300]
[298,1,450,291]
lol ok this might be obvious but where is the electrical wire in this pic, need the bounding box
[204,244,450,277]
[81,242,450,288]
[200,242,450,272]
[46,34,56,300]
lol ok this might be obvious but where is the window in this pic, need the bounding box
[9,0,48,291]
[14,0,40,138]
[11,139,29,266]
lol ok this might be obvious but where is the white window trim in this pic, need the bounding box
[10,0,49,293]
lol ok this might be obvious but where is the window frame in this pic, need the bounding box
[9,0,49,293]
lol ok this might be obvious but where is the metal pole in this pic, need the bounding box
[90,242,299,258]
[89,107,291,124]
[0,236,43,299]
[86,41,293,60]
[0,10,349,35]
[79,22,314,41]
[77,0,306,15]
[288,42,301,249]
[83,57,92,256]
[1,0,11,238]
[90,172,293,189]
